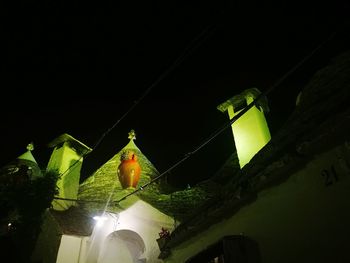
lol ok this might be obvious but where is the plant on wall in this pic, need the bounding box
[157,227,171,250]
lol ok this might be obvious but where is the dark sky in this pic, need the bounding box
[1,0,349,188]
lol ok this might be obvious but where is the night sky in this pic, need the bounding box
[1,1,349,188]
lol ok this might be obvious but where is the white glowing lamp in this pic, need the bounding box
[93,215,108,227]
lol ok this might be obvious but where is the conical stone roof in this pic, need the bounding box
[1,143,43,179]
[18,149,37,164]
[78,137,160,213]
[77,132,217,221]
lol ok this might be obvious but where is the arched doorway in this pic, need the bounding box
[98,230,146,263]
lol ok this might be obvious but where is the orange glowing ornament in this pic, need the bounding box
[117,150,141,189]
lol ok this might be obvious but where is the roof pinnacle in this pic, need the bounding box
[128,129,136,140]
[27,142,34,151]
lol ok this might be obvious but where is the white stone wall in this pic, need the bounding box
[56,235,83,263]
[165,143,350,262]
[82,200,174,263]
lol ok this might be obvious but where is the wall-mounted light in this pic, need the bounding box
[93,216,108,227]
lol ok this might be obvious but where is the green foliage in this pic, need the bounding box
[1,170,59,223]
[0,169,59,261]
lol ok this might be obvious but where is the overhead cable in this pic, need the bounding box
[54,23,217,180]
[114,30,337,204]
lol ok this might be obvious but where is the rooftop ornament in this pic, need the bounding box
[128,129,136,140]
[27,142,34,151]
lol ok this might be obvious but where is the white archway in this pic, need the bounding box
[98,230,146,263]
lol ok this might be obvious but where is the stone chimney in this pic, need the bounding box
[218,88,271,168]
[47,133,92,210]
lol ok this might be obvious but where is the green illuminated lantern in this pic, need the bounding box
[218,88,271,168]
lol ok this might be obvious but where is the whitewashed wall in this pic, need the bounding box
[165,143,350,263]
[60,200,174,263]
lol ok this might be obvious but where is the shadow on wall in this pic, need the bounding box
[185,235,261,263]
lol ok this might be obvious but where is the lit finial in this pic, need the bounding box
[128,129,136,140]
[27,142,34,151]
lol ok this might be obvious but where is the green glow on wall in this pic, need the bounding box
[47,144,82,210]
[46,134,92,211]
[218,88,271,169]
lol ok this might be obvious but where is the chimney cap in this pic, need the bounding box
[48,133,92,156]
[217,88,269,113]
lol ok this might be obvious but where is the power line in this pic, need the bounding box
[53,23,217,180]
[53,196,106,203]
[52,29,336,206]
[113,30,337,204]
[90,23,217,152]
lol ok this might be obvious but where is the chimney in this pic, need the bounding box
[47,133,92,210]
[217,88,271,168]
